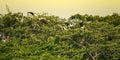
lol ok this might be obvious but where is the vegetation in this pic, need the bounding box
[0,10,120,60]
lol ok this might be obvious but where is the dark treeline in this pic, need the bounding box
[0,12,120,60]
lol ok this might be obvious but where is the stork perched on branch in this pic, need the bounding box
[79,21,84,29]
[27,12,35,16]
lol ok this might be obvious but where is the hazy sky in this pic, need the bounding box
[0,0,120,18]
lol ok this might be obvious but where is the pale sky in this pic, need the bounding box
[0,0,120,18]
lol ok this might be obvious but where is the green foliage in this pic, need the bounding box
[0,12,120,60]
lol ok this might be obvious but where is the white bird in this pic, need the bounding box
[2,39,6,42]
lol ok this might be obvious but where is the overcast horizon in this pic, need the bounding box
[0,0,120,18]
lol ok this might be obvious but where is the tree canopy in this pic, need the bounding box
[0,12,120,60]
